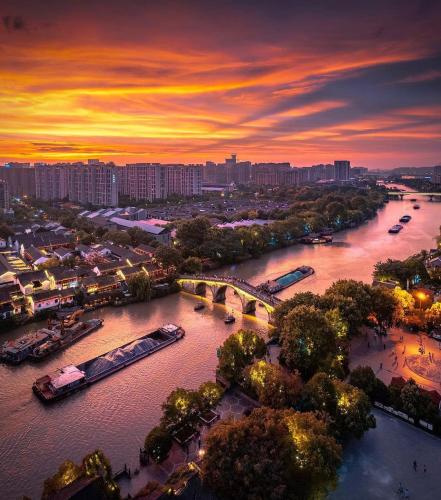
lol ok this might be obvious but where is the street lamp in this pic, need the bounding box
[417,292,427,310]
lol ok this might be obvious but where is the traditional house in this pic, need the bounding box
[117,265,148,282]
[0,284,23,319]
[82,274,120,295]
[53,247,74,262]
[0,254,17,286]
[92,261,125,276]
[133,244,156,258]
[27,288,75,315]
[49,267,82,290]
[17,270,53,295]
[12,232,73,256]
[24,245,50,268]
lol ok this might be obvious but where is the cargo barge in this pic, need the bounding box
[258,265,314,294]
[0,313,103,364]
[32,324,185,403]
[29,318,104,361]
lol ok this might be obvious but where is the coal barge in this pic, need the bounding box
[32,324,185,403]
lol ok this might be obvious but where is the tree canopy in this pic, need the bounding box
[217,329,267,383]
[202,408,341,500]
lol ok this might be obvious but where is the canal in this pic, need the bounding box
[0,196,439,499]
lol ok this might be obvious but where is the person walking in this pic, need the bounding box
[413,460,417,471]
[424,464,427,473]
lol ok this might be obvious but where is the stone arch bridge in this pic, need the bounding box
[176,275,282,324]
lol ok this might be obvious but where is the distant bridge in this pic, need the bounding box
[177,274,282,324]
[387,191,441,200]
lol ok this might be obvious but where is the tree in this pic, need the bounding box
[326,201,347,226]
[333,379,375,439]
[393,287,415,319]
[243,360,302,409]
[400,379,437,421]
[349,366,377,400]
[279,305,337,379]
[181,256,202,274]
[175,216,211,254]
[155,244,183,269]
[426,302,441,331]
[105,229,131,246]
[82,450,119,499]
[127,226,153,247]
[144,425,173,463]
[161,388,201,431]
[197,381,224,412]
[202,408,341,500]
[368,286,399,332]
[323,280,373,335]
[0,222,13,239]
[42,460,82,499]
[217,329,267,383]
[272,292,322,333]
[303,373,375,441]
[126,272,151,301]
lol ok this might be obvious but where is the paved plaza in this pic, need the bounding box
[350,327,441,392]
[331,409,441,500]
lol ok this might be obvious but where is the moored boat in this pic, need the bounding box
[224,313,235,324]
[0,329,53,364]
[300,235,333,244]
[413,204,420,209]
[29,318,104,361]
[194,301,205,311]
[399,215,412,223]
[388,224,403,234]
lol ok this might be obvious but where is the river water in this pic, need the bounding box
[0,196,439,499]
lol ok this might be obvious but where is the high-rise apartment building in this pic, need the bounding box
[67,162,118,206]
[0,179,10,211]
[123,163,202,201]
[126,163,166,202]
[0,163,36,198]
[35,164,68,201]
[164,164,203,197]
[334,160,350,181]
[431,165,441,185]
[251,163,298,186]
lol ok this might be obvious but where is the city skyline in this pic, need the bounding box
[1,0,441,168]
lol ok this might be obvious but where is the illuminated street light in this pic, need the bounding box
[416,292,427,310]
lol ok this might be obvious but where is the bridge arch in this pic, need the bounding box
[176,275,280,325]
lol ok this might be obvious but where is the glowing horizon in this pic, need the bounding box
[1,1,441,168]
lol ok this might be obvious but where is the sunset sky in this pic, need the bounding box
[1,0,441,168]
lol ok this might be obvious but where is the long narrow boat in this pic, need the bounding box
[258,265,314,294]
[32,324,185,403]
[388,224,403,234]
